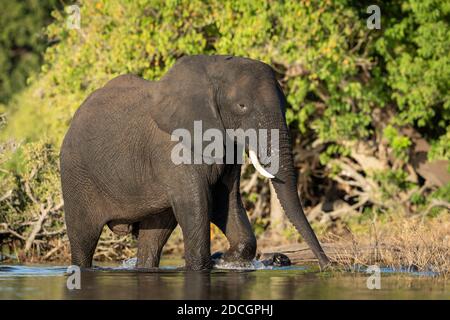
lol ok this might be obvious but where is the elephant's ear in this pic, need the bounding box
[149,56,225,155]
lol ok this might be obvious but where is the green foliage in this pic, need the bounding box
[428,129,450,161]
[2,0,448,154]
[410,191,426,206]
[376,0,450,130]
[375,0,450,171]
[430,182,450,202]
[1,0,382,147]
[373,169,415,200]
[0,0,60,104]
[0,141,62,232]
[383,125,412,160]
[319,144,350,165]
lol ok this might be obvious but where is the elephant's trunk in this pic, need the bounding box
[252,125,330,269]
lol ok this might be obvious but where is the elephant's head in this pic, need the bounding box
[155,55,330,268]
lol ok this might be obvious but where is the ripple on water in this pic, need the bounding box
[120,257,307,271]
[356,265,440,277]
[0,262,440,276]
[211,259,307,271]
[0,265,67,277]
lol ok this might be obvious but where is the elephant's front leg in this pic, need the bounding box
[169,178,213,270]
[212,165,257,263]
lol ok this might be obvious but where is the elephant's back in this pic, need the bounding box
[60,75,164,202]
[61,75,156,182]
[62,74,154,149]
[102,74,150,88]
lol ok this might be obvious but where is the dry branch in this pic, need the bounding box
[0,223,27,240]
[23,177,64,252]
[0,190,12,202]
[242,171,259,194]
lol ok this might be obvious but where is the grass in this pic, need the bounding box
[325,212,450,277]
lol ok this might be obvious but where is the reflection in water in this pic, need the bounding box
[0,263,448,300]
[63,269,260,300]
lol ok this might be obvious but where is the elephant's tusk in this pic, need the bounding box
[249,149,275,179]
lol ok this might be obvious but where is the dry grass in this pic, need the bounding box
[325,214,450,277]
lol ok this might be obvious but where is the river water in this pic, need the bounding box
[0,259,448,299]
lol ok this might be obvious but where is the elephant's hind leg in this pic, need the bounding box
[136,209,177,268]
[65,205,104,268]
[62,172,106,268]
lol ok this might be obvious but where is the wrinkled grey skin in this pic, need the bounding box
[60,55,330,270]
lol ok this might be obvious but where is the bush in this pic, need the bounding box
[0,0,60,104]
[0,141,64,260]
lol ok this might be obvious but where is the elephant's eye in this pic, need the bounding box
[237,103,247,111]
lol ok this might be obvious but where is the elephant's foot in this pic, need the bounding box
[136,252,159,269]
[211,252,253,269]
[211,237,257,268]
[184,256,213,270]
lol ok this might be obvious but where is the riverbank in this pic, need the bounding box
[262,214,450,277]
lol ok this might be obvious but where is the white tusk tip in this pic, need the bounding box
[249,150,275,179]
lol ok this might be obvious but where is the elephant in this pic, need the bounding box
[60,55,330,270]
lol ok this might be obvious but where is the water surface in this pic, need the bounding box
[0,259,448,299]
